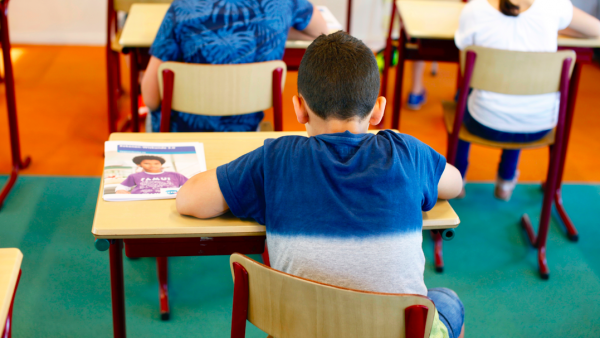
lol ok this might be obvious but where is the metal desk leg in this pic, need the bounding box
[156,257,170,320]
[106,47,120,134]
[109,239,126,338]
[431,230,444,273]
[391,26,406,131]
[129,50,140,132]
[379,1,396,129]
[0,0,31,211]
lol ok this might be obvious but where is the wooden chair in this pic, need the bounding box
[1,248,23,338]
[230,253,436,338]
[106,0,173,134]
[158,61,287,132]
[444,45,575,279]
[151,60,285,320]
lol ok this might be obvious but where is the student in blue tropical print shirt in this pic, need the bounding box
[141,0,328,132]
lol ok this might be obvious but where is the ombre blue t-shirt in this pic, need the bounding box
[149,0,314,132]
[216,130,446,295]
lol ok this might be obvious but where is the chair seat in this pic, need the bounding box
[442,101,555,150]
[111,29,123,53]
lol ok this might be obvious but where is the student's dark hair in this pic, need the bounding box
[499,0,519,16]
[132,155,165,165]
[297,31,380,120]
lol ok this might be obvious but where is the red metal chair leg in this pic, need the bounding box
[2,270,20,338]
[520,214,537,247]
[231,262,249,338]
[538,245,549,280]
[431,231,444,273]
[115,52,123,95]
[405,305,428,338]
[548,62,582,243]
[554,190,578,242]
[0,0,31,211]
[157,257,170,320]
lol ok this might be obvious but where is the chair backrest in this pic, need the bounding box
[158,61,286,131]
[460,45,575,95]
[114,0,172,13]
[229,253,435,338]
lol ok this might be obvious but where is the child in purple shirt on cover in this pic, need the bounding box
[116,155,188,195]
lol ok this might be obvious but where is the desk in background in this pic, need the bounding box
[93,131,460,338]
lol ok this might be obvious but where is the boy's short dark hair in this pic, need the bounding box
[297,31,380,121]
[132,155,165,165]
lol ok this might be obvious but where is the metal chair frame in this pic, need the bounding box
[0,0,31,211]
[446,47,574,279]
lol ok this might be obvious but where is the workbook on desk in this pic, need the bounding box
[102,141,206,201]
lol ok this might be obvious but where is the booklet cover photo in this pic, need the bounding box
[103,141,206,201]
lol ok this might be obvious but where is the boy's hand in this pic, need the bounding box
[115,190,131,194]
[176,168,229,219]
[437,163,463,200]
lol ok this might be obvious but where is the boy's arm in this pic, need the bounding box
[300,5,328,38]
[176,169,229,219]
[437,163,463,200]
[141,56,163,112]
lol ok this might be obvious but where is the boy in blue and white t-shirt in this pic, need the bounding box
[177,32,465,338]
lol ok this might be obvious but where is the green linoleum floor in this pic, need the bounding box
[0,176,599,337]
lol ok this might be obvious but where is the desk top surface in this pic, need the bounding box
[397,0,600,47]
[92,132,460,239]
[0,248,22,329]
[119,4,342,49]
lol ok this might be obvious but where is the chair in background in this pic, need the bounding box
[158,60,287,133]
[1,248,23,338]
[444,45,575,279]
[106,0,172,134]
[230,253,436,338]
[148,60,286,320]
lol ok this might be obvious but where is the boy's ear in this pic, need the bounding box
[369,96,386,126]
[293,95,309,125]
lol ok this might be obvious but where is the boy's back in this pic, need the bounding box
[177,32,464,338]
[217,130,445,295]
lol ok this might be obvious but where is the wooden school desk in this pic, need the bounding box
[92,131,460,338]
[0,248,23,338]
[386,0,599,270]
[114,4,343,134]
[0,0,31,211]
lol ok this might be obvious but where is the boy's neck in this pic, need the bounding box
[306,116,369,137]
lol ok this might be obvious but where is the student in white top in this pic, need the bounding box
[454,0,600,200]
